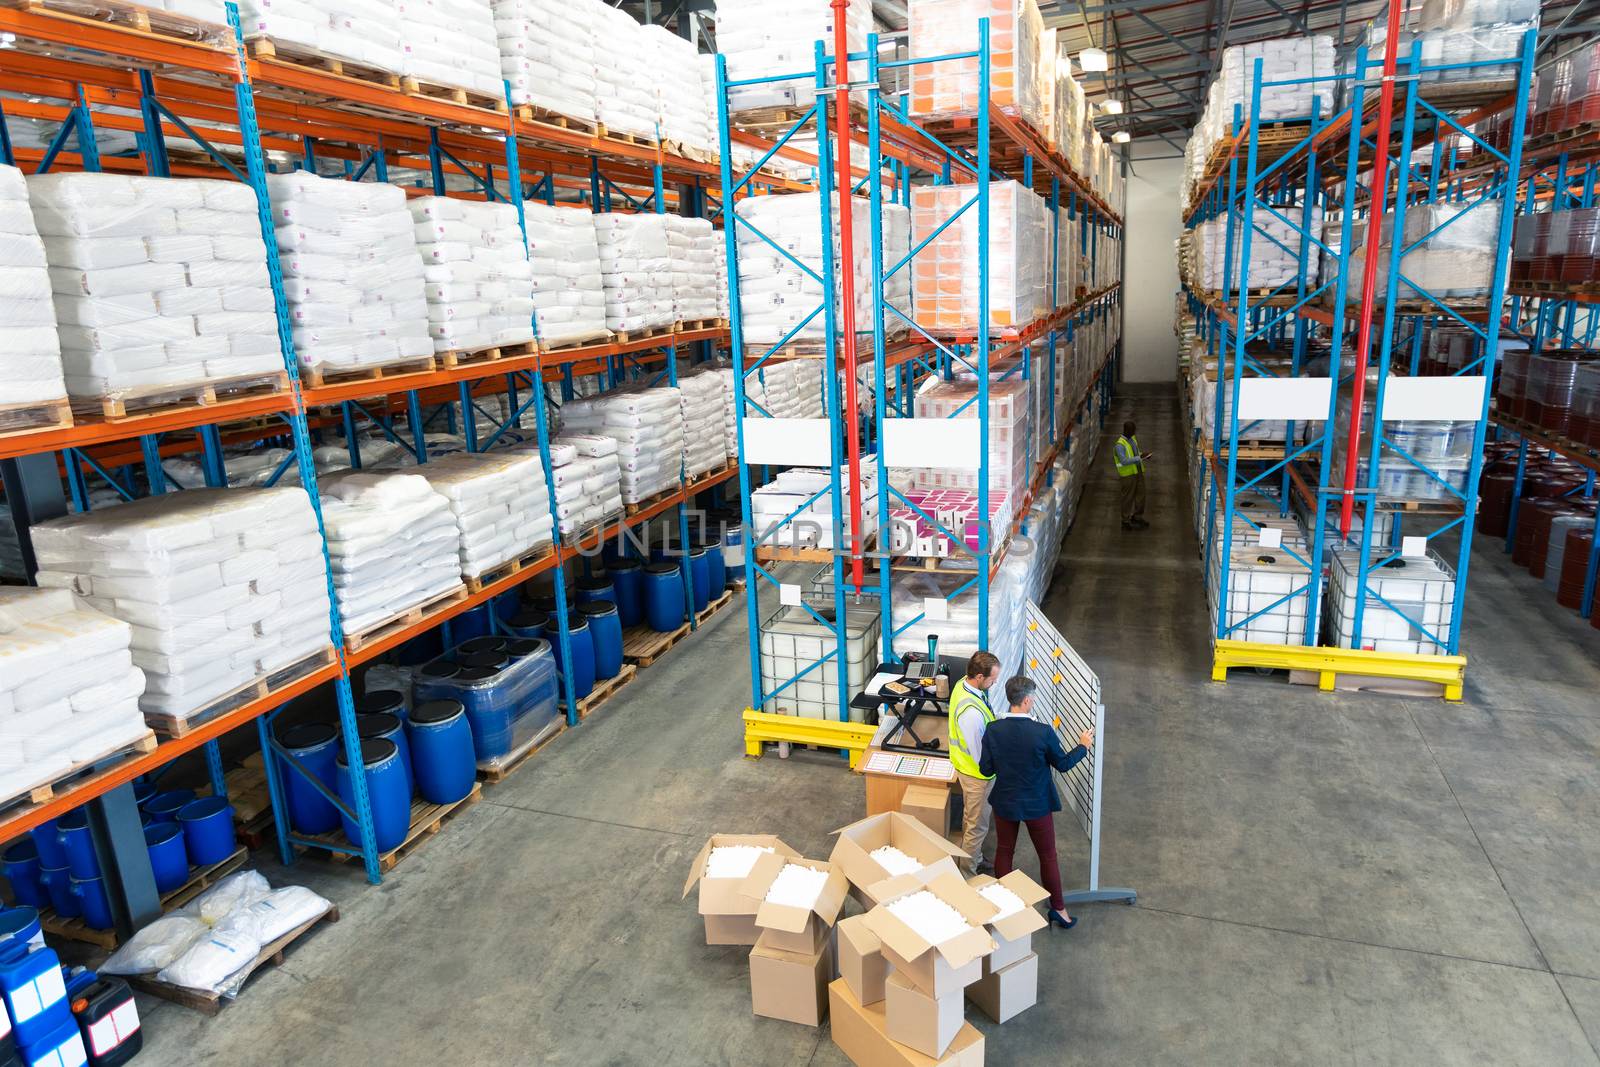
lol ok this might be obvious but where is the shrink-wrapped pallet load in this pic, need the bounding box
[909,0,1048,132]
[591,4,660,141]
[1196,205,1324,291]
[494,0,599,124]
[561,387,685,504]
[265,170,432,381]
[645,25,715,157]
[31,488,333,724]
[0,164,67,426]
[910,180,1050,332]
[237,0,405,76]
[594,213,675,334]
[408,197,536,355]
[523,202,609,348]
[0,587,150,804]
[548,434,624,536]
[319,471,464,635]
[29,173,283,414]
[413,452,554,579]
[398,0,502,99]
[679,369,730,479]
[715,0,872,113]
[902,378,1032,535]
[666,215,721,324]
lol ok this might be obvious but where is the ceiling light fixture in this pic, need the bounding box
[1078,47,1109,72]
[1100,99,1124,115]
[1112,131,1131,143]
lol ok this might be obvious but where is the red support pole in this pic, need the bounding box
[831,0,865,594]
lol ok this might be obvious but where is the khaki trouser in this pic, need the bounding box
[956,771,994,873]
[1120,471,1147,523]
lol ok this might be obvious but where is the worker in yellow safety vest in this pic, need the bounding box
[948,650,1004,876]
[1114,419,1151,531]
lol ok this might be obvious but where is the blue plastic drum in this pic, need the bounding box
[0,907,42,952]
[132,780,155,808]
[504,609,549,639]
[357,689,406,721]
[577,575,615,608]
[37,863,77,919]
[1,841,44,910]
[28,820,66,870]
[450,665,511,761]
[336,738,411,853]
[451,603,494,643]
[688,546,711,613]
[643,561,684,633]
[697,537,727,597]
[177,797,236,866]
[406,700,476,806]
[70,876,114,931]
[143,789,194,825]
[581,602,624,680]
[356,713,413,798]
[458,636,508,656]
[608,559,645,627]
[276,722,341,835]
[143,822,189,894]
[55,811,100,880]
[544,617,596,700]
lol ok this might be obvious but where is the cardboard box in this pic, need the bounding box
[837,913,890,1006]
[750,932,834,1027]
[886,970,965,1058]
[965,951,1038,1024]
[829,979,985,1067]
[967,870,1049,972]
[899,782,952,838]
[738,853,849,955]
[683,834,801,946]
[830,813,968,907]
[861,868,997,998]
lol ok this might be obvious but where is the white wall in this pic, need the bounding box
[1120,155,1185,383]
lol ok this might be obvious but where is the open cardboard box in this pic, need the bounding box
[739,852,850,955]
[830,979,986,1067]
[682,834,800,945]
[968,870,1049,971]
[861,868,998,998]
[830,812,967,906]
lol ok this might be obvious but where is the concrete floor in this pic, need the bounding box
[138,383,1600,1065]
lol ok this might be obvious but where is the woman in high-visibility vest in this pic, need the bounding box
[1113,419,1150,531]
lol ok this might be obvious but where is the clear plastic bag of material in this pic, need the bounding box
[717,0,871,112]
[100,914,209,976]
[413,639,560,771]
[593,213,674,333]
[912,181,1047,331]
[411,451,554,577]
[213,885,332,945]
[155,927,262,994]
[195,869,273,924]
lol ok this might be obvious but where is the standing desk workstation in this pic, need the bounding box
[851,656,972,825]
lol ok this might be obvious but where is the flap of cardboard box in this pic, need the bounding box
[860,901,936,966]
[681,833,799,899]
[836,913,882,958]
[830,813,969,896]
[969,869,1050,940]
[742,853,849,931]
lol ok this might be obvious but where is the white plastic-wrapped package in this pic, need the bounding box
[156,928,260,993]
[1196,204,1324,291]
[1217,36,1335,125]
[28,172,281,410]
[712,226,731,321]
[903,377,1032,530]
[518,201,608,348]
[591,4,659,141]
[644,25,714,156]
[412,451,553,577]
[319,470,463,634]
[397,0,501,98]
[594,213,675,333]
[236,0,405,76]
[717,0,871,112]
[1399,200,1503,298]
[408,197,535,354]
[665,215,720,324]
[560,386,684,504]
[494,0,598,121]
[678,369,729,479]
[265,170,431,379]
[196,869,272,923]
[909,0,1048,132]
[100,915,209,976]
[911,180,1049,331]
[752,466,878,549]
[0,164,66,419]
[545,434,623,535]
[0,587,148,803]
[29,488,331,724]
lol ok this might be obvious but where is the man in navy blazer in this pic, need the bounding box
[979,675,1096,929]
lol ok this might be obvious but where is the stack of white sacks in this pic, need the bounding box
[237,0,405,75]
[645,26,715,156]
[413,452,553,579]
[0,164,66,423]
[409,197,535,354]
[764,359,825,418]
[494,0,598,125]
[548,434,624,536]
[591,4,660,141]
[318,471,464,634]
[679,369,730,479]
[666,215,721,323]
[594,213,675,334]
[265,170,431,379]
[32,488,333,723]
[1349,0,1537,89]
[398,0,501,98]
[523,202,609,348]
[751,467,879,549]
[0,588,149,802]
[714,364,748,458]
[561,387,685,504]
[716,0,872,112]
[30,173,281,409]
[1196,205,1325,290]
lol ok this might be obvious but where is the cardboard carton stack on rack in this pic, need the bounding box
[684,813,1050,1064]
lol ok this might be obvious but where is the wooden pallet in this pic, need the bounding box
[145,647,337,739]
[1527,121,1600,152]
[249,37,402,89]
[2,0,227,42]
[694,589,734,626]
[538,330,614,355]
[302,356,436,390]
[612,324,675,346]
[601,129,659,149]
[476,720,566,784]
[225,753,271,826]
[129,905,339,1015]
[2,730,157,812]
[38,845,249,950]
[663,139,716,164]
[621,620,689,667]
[1511,280,1600,296]
[303,784,481,874]
[754,544,834,565]
[437,339,538,370]
[624,484,680,516]
[1416,78,1517,112]
[401,75,508,113]
[675,318,726,334]
[568,663,638,720]
[513,104,603,137]
[85,371,290,421]
[465,545,555,594]
[344,585,469,653]
[0,397,71,438]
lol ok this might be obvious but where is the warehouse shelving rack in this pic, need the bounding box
[716,18,1123,759]
[1184,28,1539,699]
[0,0,770,910]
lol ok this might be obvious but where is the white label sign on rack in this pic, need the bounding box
[1381,376,1488,421]
[741,418,832,466]
[1237,377,1333,422]
[882,419,982,470]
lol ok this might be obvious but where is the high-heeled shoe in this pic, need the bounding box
[1047,909,1077,930]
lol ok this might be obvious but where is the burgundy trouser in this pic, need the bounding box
[994,813,1066,911]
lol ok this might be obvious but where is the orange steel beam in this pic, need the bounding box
[0,8,236,74]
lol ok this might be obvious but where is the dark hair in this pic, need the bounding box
[1004,675,1036,707]
[1122,419,1137,436]
[965,651,1000,680]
